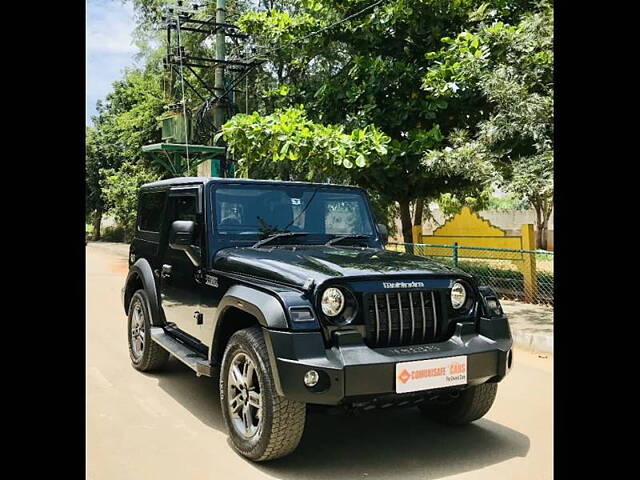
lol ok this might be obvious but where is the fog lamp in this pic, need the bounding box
[304,370,319,387]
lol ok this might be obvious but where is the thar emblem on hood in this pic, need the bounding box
[382,281,425,289]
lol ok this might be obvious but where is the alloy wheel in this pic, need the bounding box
[130,301,145,360]
[227,352,263,438]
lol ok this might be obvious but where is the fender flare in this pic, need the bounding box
[215,285,289,331]
[124,259,164,326]
[209,285,311,365]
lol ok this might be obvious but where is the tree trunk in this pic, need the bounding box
[532,200,551,250]
[92,207,103,241]
[398,199,414,254]
[541,201,553,251]
[413,198,424,227]
[536,220,546,250]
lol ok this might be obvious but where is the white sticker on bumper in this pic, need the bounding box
[395,356,467,393]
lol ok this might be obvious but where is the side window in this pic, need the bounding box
[167,193,200,250]
[138,191,165,232]
[172,195,197,222]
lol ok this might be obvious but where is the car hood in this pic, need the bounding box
[213,245,464,288]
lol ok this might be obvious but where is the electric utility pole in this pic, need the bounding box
[199,0,227,177]
[151,1,252,178]
[213,0,226,131]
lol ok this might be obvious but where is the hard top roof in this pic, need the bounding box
[141,177,364,191]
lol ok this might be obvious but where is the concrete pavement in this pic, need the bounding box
[86,241,552,480]
[501,300,553,354]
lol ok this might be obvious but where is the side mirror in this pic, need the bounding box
[169,220,200,267]
[169,220,195,248]
[377,224,389,245]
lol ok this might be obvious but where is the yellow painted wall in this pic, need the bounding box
[419,207,537,301]
[432,207,505,236]
[421,207,523,260]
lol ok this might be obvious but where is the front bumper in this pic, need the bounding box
[263,316,513,406]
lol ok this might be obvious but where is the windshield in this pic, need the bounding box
[213,184,375,242]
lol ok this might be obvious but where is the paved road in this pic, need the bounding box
[87,242,552,480]
[501,300,553,354]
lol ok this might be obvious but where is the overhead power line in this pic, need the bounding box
[213,0,389,106]
[249,0,388,62]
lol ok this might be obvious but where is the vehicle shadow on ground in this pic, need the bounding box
[152,357,530,480]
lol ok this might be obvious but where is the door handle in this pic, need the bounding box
[161,264,173,278]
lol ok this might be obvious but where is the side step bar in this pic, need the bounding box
[150,327,214,377]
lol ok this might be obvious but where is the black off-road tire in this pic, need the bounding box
[128,289,170,372]
[220,326,306,462]
[419,383,498,425]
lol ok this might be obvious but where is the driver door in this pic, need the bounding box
[159,187,204,340]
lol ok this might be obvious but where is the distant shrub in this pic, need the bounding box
[101,225,126,243]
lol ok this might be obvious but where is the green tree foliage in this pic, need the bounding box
[421,2,553,247]
[86,127,106,238]
[435,189,530,218]
[86,67,167,238]
[237,7,328,112]
[89,0,551,247]
[94,68,165,163]
[222,106,400,230]
[100,162,160,240]
[221,106,389,180]
[437,190,492,217]
[235,0,538,245]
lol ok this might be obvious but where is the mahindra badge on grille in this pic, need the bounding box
[382,281,425,289]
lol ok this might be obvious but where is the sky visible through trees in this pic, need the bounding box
[86,0,553,247]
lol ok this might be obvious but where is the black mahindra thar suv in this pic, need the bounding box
[123,177,513,461]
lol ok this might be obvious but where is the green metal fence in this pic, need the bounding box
[387,242,554,307]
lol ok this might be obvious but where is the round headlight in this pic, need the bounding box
[451,282,467,309]
[321,287,345,317]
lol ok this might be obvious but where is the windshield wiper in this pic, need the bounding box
[325,234,370,246]
[252,232,311,248]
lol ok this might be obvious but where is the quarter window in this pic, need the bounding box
[138,191,165,232]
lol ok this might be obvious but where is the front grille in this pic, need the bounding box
[364,291,441,347]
